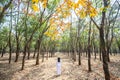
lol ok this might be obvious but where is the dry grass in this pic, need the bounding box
[0,52,120,80]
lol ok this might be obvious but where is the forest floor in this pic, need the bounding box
[0,52,120,80]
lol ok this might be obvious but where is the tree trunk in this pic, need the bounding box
[36,40,41,65]
[21,1,30,70]
[94,46,96,59]
[110,48,112,55]
[93,27,96,60]
[21,45,27,70]
[86,51,87,57]
[107,46,110,62]
[88,20,92,72]
[1,48,5,57]
[88,46,91,72]
[33,47,37,58]
[46,52,48,60]
[99,47,102,61]
[15,0,20,62]
[9,8,12,64]
[27,45,30,59]
[91,0,110,79]
[1,44,7,57]
[15,39,19,62]
[36,48,40,65]
[78,50,81,65]
[78,40,81,65]
[33,43,37,58]
[100,0,110,79]
[100,27,110,80]
[42,52,44,62]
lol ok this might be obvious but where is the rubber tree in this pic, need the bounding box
[35,0,60,65]
[87,20,92,72]
[105,0,120,62]
[8,6,13,64]
[15,0,21,62]
[0,27,9,57]
[91,0,110,79]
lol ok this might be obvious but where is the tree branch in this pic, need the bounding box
[91,18,100,30]
[0,0,13,22]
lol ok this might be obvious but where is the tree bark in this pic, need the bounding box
[99,27,110,80]
[42,52,44,62]
[21,0,30,70]
[94,46,97,59]
[1,43,8,57]
[33,45,37,58]
[8,8,12,64]
[21,45,27,70]
[36,40,41,65]
[27,44,30,59]
[15,1,20,62]
[100,0,110,79]
[91,0,110,79]
[99,47,102,61]
[1,48,5,57]
[15,40,19,62]
[78,41,81,65]
[88,20,92,72]
[106,46,110,62]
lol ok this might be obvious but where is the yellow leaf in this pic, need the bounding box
[78,0,86,7]
[89,7,98,17]
[51,37,55,40]
[90,13,95,17]
[73,3,79,9]
[43,3,47,8]
[32,4,39,12]
[62,13,67,18]
[42,0,47,8]
[56,7,61,13]
[32,0,39,3]
[67,0,73,8]
[80,10,86,18]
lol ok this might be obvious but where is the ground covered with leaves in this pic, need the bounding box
[0,52,120,80]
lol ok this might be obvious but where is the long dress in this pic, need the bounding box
[57,62,61,75]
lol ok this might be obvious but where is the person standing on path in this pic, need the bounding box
[57,57,61,76]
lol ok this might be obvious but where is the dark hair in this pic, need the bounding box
[57,57,60,62]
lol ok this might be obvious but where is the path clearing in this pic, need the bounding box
[12,52,75,80]
[0,52,120,80]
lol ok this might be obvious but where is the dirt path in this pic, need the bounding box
[12,52,74,80]
[0,52,120,80]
